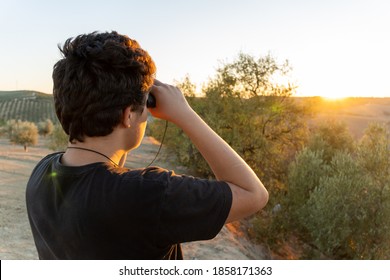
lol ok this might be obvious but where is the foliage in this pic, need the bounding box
[299,152,373,259]
[4,119,18,139]
[284,148,330,234]
[8,120,38,151]
[355,123,390,258]
[307,120,355,163]
[273,122,390,259]
[0,118,6,129]
[47,125,69,151]
[38,119,54,137]
[357,123,390,182]
[173,74,197,97]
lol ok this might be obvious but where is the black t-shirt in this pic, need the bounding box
[26,153,232,260]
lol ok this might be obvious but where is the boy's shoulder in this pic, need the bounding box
[31,152,64,172]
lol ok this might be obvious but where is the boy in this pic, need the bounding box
[26,31,268,259]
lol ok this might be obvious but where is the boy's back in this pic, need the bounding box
[27,153,231,259]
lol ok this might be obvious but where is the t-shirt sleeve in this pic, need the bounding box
[150,169,232,247]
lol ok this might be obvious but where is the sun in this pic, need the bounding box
[319,92,349,100]
[321,95,347,101]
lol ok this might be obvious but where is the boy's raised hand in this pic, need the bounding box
[148,79,194,125]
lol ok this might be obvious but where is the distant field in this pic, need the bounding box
[306,97,390,139]
[0,90,56,123]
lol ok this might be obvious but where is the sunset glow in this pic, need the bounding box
[0,1,389,98]
[313,90,351,100]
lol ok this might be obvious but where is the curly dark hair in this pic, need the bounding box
[52,31,156,143]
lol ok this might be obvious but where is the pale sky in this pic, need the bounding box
[0,0,389,98]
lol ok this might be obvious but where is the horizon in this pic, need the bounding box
[2,88,390,100]
[1,0,389,99]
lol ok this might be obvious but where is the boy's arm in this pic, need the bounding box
[149,80,268,223]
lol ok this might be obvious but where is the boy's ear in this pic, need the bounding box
[122,106,132,127]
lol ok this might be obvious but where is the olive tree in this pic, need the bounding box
[38,119,54,137]
[9,120,38,152]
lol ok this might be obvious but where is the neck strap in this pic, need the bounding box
[66,146,118,167]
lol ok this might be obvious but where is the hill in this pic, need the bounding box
[0,90,56,124]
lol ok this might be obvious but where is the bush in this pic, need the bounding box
[307,120,355,163]
[48,125,68,151]
[299,152,374,259]
[275,122,390,259]
[38,119,54,137]
[355,123,390,258]
[285,149,330,232]
[8,120,38,151]
[357,123,390,181]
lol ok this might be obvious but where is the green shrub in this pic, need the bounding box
[299,152,373,259]
[254,120,390,259]
[307,120,355,163]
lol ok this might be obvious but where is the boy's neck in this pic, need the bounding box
[62,134,128,167]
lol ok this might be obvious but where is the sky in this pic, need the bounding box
[0,0,389,98]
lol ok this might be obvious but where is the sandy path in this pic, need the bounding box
[0,137,267,260]
[0,139,45,259]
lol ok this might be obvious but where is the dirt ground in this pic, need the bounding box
[0,136,268,260]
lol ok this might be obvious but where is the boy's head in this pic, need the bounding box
[52,31,156,143]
